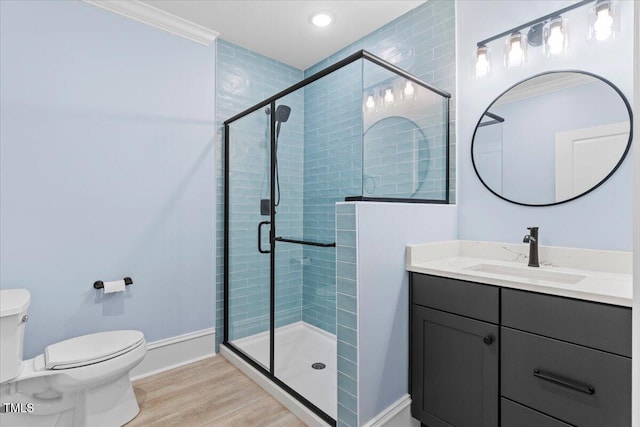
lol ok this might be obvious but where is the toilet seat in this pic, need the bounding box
[44,330,144,370]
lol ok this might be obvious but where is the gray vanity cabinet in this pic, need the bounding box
[409,273,632,427]
[410,274,499,427]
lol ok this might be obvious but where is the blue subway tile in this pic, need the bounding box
[337,308,357,330]
[338,340,358,363]
[337,293,357,314]
[338,354,358,380]
[338,388,358,413]
[338,404,358,427]
[337,324,357,346]
[338,372,358,396]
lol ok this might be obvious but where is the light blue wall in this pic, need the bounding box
[356,203,457,425]
[0,1,216,358]
[215,40,304,346]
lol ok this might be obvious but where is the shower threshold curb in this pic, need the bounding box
[220,344,331,427]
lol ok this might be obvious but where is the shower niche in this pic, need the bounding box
[223,50,450,425]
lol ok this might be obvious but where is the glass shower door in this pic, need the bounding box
[225,107,272,370]
[271,94,316,407]
[271,79,346,420]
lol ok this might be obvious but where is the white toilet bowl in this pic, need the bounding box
[0,289,147,427]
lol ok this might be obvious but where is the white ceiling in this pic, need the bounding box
[140,1,425,70]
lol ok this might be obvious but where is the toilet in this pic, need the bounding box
[0,289,147,426]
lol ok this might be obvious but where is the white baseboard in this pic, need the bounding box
[220,344,330,427]
[363,395,420,427]
[130,327,216,381]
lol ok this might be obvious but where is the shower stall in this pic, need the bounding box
[223,50,450,425]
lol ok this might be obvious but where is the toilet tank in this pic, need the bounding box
[0,289,31,383]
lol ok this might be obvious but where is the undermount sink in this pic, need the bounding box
[463,263,586,285]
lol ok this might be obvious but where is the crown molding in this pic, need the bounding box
[82,0,219,46]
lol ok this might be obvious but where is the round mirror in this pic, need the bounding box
[471,71,632,206]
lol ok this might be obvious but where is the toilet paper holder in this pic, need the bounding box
[93,277,133,289]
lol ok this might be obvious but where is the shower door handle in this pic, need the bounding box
[258,221,271,254]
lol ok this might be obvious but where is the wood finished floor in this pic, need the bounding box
[126,356,306,427]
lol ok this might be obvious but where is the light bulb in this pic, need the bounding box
[545,18,566,55]
[594,8,613,40]
[384,88,394,104]
[508,40,523,67]
[547,27,564,53]
[505,32,525,68]
[475,46,489,78]
[403,81,415,97]
[365,94,375,110]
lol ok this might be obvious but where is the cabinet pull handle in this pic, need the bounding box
[483,335,494,345]
[533,369,595,395]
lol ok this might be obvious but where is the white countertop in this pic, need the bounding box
[406,241,633,307]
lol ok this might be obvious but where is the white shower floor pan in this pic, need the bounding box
[229,321,337,420]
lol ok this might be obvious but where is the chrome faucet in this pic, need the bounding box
[523,227,539,267]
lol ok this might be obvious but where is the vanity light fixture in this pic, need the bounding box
[474,0,618,78]
[505,32,526,68]
[475,45,490,78]
[311,12,333,27]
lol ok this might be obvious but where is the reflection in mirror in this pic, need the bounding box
[361,61,448,201]
[363,116,429,197]
[472,71,632,206]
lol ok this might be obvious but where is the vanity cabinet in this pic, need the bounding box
[409,273,632,427]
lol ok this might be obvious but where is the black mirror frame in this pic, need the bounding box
[471,69,634,207]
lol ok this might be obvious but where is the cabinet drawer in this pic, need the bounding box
[502,288,631,357]
[411,273,499,323]
[501,398,571,427]
[501,327,631,427]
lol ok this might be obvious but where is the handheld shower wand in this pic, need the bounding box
[261,105,291,215]
[273,105,291,207]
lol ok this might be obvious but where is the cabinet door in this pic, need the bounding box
[411,306,499,427]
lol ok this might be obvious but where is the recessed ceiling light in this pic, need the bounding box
[311,12,333,27]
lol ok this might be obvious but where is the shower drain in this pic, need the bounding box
[311,362,326,370]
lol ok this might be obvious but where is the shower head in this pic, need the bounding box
[275,105,291,123]
[274,105,291,138]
